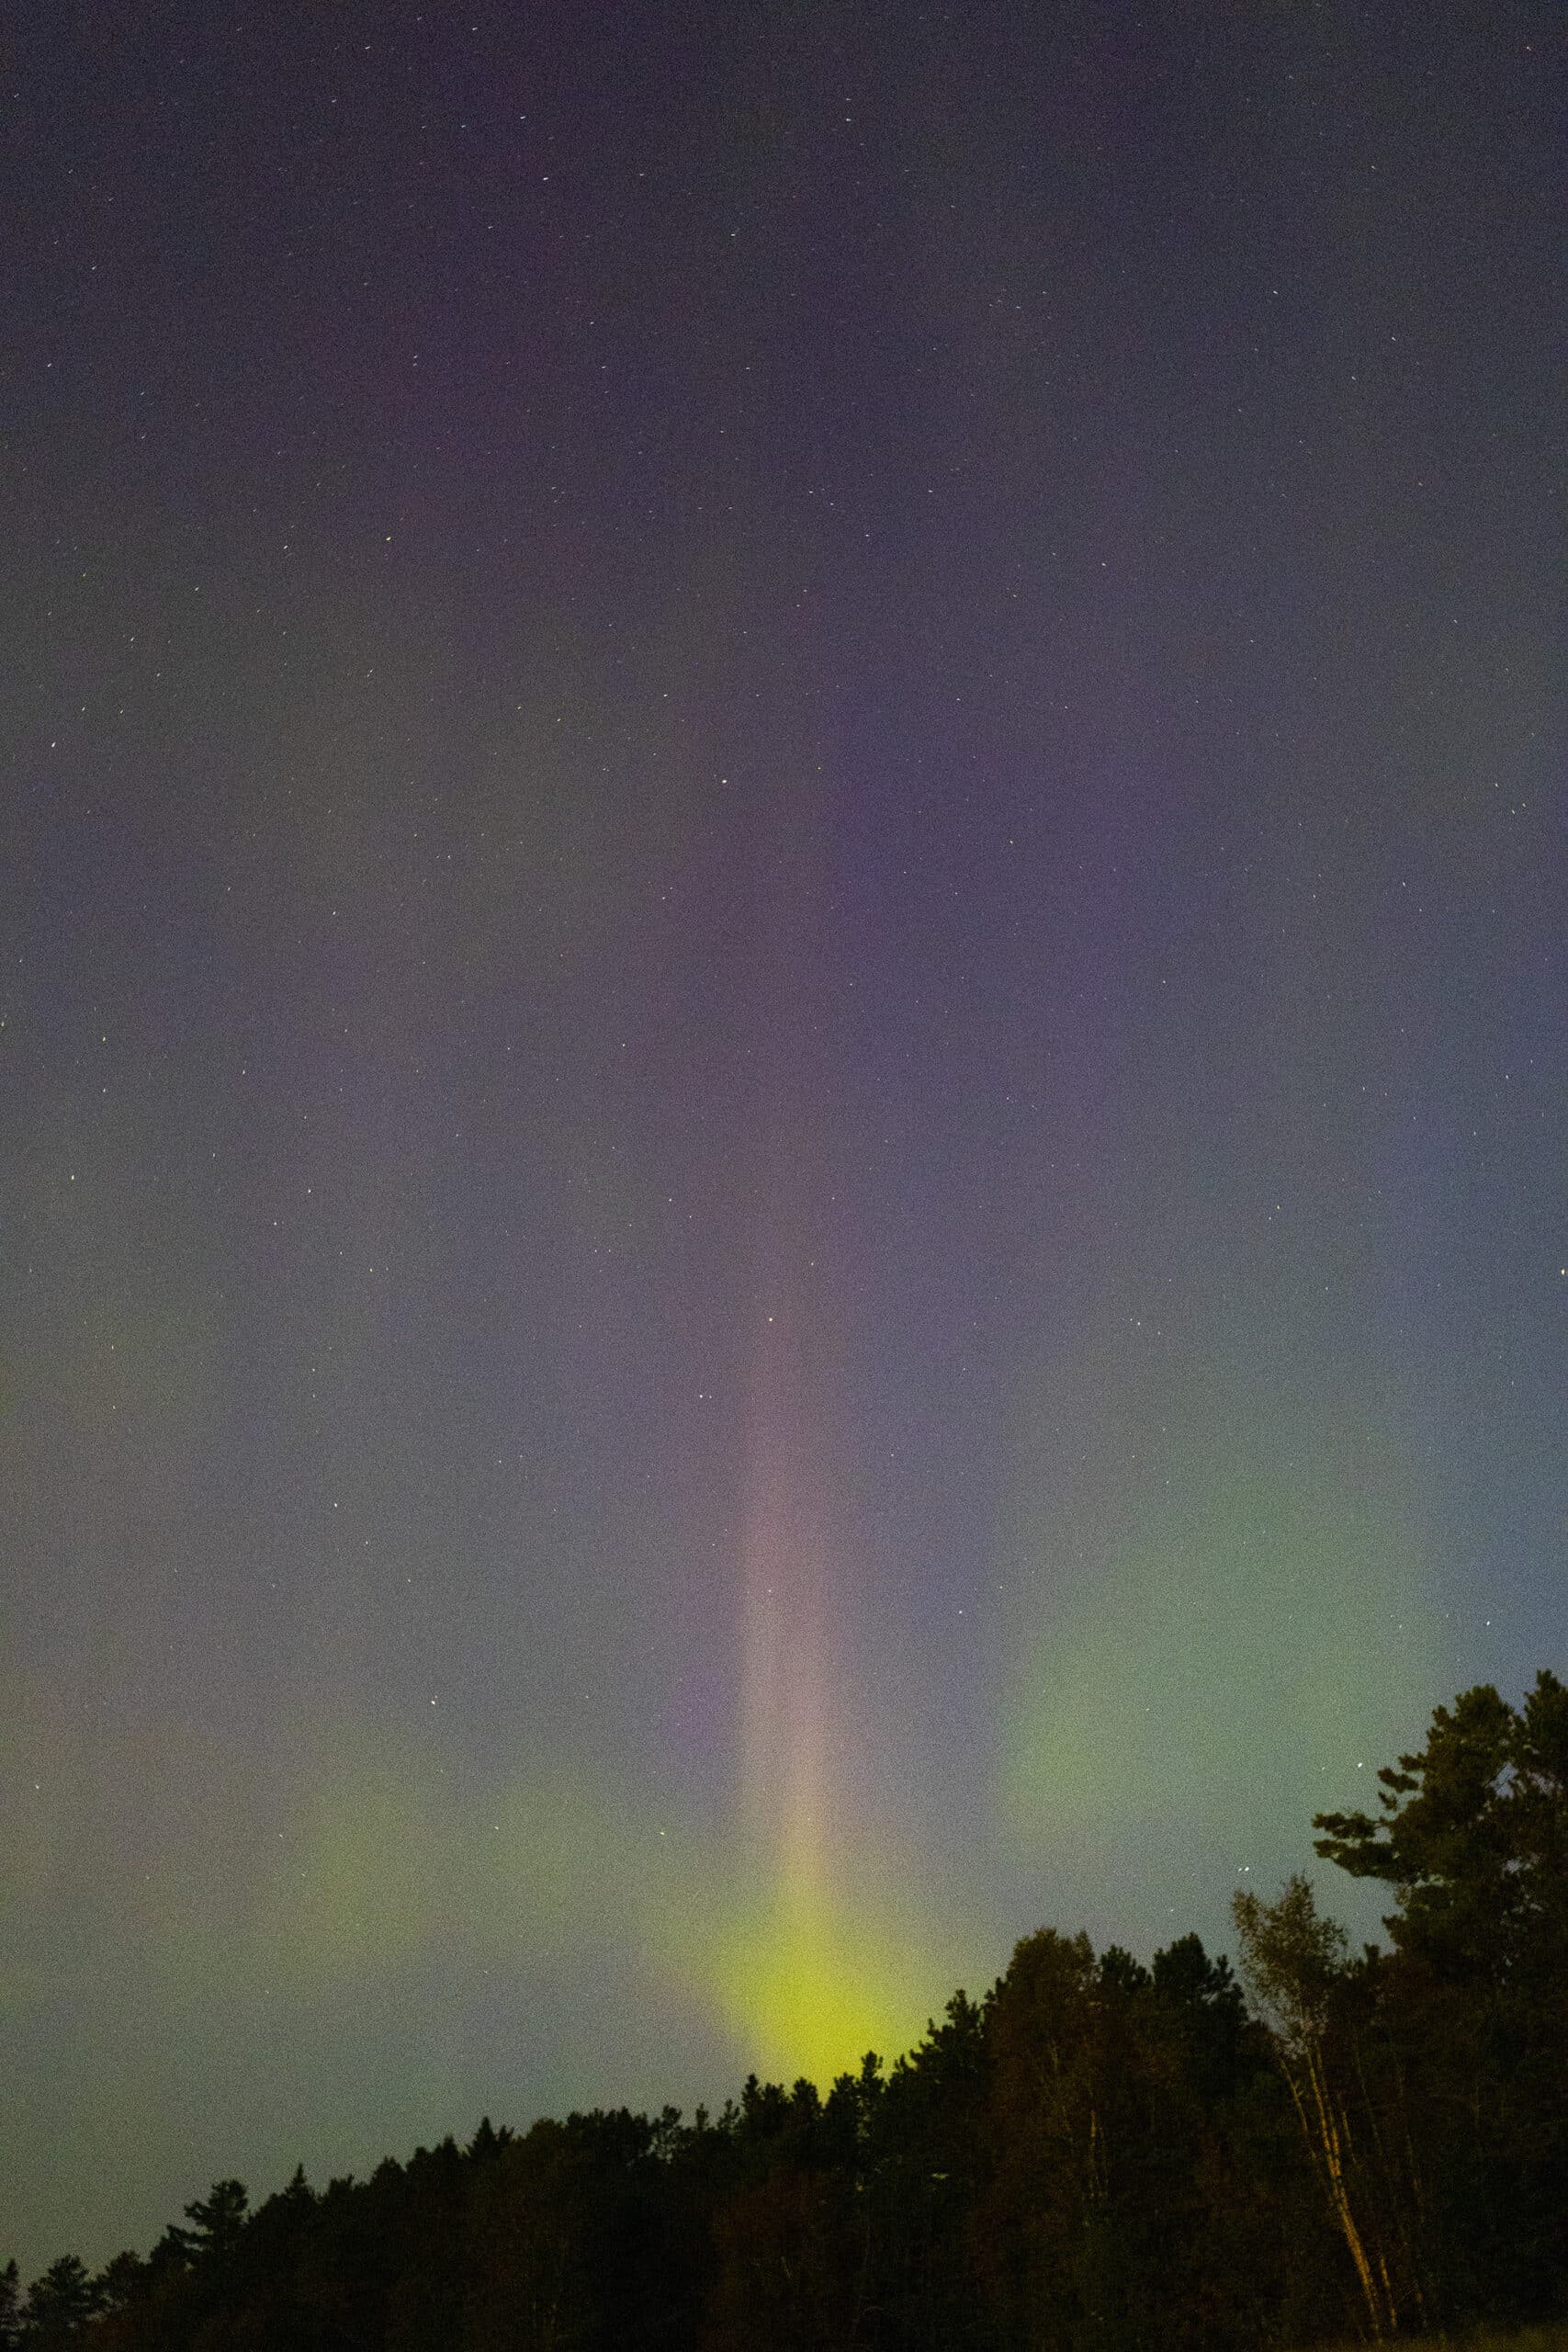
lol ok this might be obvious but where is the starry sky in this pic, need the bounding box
[2,0,1562,2280]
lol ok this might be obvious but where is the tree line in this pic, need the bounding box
[6,1671,1564,2349]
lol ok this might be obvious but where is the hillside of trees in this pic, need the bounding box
[6,1672,1564,2350]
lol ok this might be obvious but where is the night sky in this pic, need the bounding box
[3,0,1562,2280]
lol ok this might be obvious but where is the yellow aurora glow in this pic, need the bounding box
[693,1869,941,2086]
[707,1257,946,2085]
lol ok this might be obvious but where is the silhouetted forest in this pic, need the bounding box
[6,1674,1564,2349]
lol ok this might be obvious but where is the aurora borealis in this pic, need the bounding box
[3,0,1562,2281]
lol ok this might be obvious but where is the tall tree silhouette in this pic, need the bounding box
[1314,1670,1568,2323]
[21,2255,101,2346]
[1232,1876,1409,2338]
